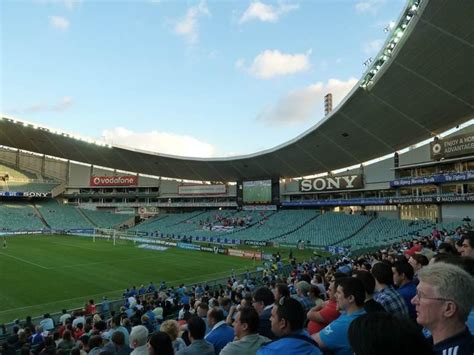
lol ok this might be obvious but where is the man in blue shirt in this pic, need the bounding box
[258,297,321,355]
[392,261,417,319]
[314,277,366,355]
[372,262,408,318]
[205,308,234,354]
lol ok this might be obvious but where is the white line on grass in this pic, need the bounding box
[50,254,164,270]
[0,252,49,269]
[0,266,250,314]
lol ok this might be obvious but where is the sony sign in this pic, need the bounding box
[300,175,363,192]
[23,192,51,198]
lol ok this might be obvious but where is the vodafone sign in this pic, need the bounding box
[90,175,138,187]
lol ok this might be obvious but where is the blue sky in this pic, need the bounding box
[1,0,405,157]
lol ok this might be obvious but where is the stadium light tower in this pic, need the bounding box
[324,93,333,116]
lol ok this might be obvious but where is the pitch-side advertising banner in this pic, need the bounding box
[90,175,138,187]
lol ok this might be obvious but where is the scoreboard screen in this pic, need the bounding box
[243,180,272,204]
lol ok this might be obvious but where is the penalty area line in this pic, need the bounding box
[0,252,49,269]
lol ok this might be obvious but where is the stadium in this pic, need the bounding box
[1,0,473,354]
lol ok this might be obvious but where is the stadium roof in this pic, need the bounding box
[1,0,473,182]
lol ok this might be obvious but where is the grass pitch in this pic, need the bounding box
[0,234,259,323]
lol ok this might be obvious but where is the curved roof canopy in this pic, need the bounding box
[1,0,473,182]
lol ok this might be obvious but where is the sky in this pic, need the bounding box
[1,0,406,158]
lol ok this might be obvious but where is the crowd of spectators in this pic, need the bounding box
[1,227,473,355]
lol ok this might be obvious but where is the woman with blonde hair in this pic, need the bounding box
[160,320,186,353]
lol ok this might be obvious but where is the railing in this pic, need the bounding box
[1,266,295,333]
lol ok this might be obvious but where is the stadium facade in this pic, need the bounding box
[1,0,473,225]
[0,123,472,224]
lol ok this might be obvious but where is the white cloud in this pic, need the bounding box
[7,96,74,114]
[239,1,299,23]
[235,58,245,69]
[363,39,384,55]
[49,15,70,30]
[174,1,210,43]
[355,0,386,14]
[257,77,358,125]
[243,49,311,79]
[102,127,217,158]
[52,96,74,111]
[63,0,81,10]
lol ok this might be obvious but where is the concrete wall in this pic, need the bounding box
[69,163,91,186]
[441,204,473,222]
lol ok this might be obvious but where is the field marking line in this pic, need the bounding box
[0,251,49,269]
[51,254,166,270]
[0,266,250,314]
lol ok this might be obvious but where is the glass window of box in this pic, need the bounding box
[438,163,456,174]
[364,190,378,198]
[467,183,474,193]
[418,166,436,176]
[419,186,437,195]
[465,161,474,171]
[380,190,396,197]
[399,169,412,178]
[441,184,462,194]
[400,188,414,196]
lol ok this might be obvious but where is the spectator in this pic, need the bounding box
[221,307,270,355]
[307,280,340,335]
[57,330,75,353]
[110,315,130,346]
[148,332,174,355]
[273,283,290,304]
[408,254,429,283]
[59,309,71,325]
[176,316,214,355]
[40,313,55,332]
[129,325,149,355]
[196,302,210,334]
[460,232,474,258]
[352,270,385,313]
[205,308,234,354]
[252,287,275,340]
[88,335,103,355]
[313,277,366,355]
[392,261,417,320]
[293,281,314,312]
[102,330,131,355]
[160,320,186,353]
[258,297,320,355]
[371,262,408,318]
[412,263,474,354]
[348,312,432,355]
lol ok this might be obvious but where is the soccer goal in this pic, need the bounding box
[93,228,140,245]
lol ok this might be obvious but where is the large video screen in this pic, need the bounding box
[243,180,272,204]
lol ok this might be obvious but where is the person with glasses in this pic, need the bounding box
[257,297,321,355]
[411,263,474,355]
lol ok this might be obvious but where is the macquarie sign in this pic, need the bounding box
[300,175,363,193]
[431,133,474,160]
[90,175,138,187]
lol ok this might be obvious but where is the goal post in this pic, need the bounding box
[93,228,140,246]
